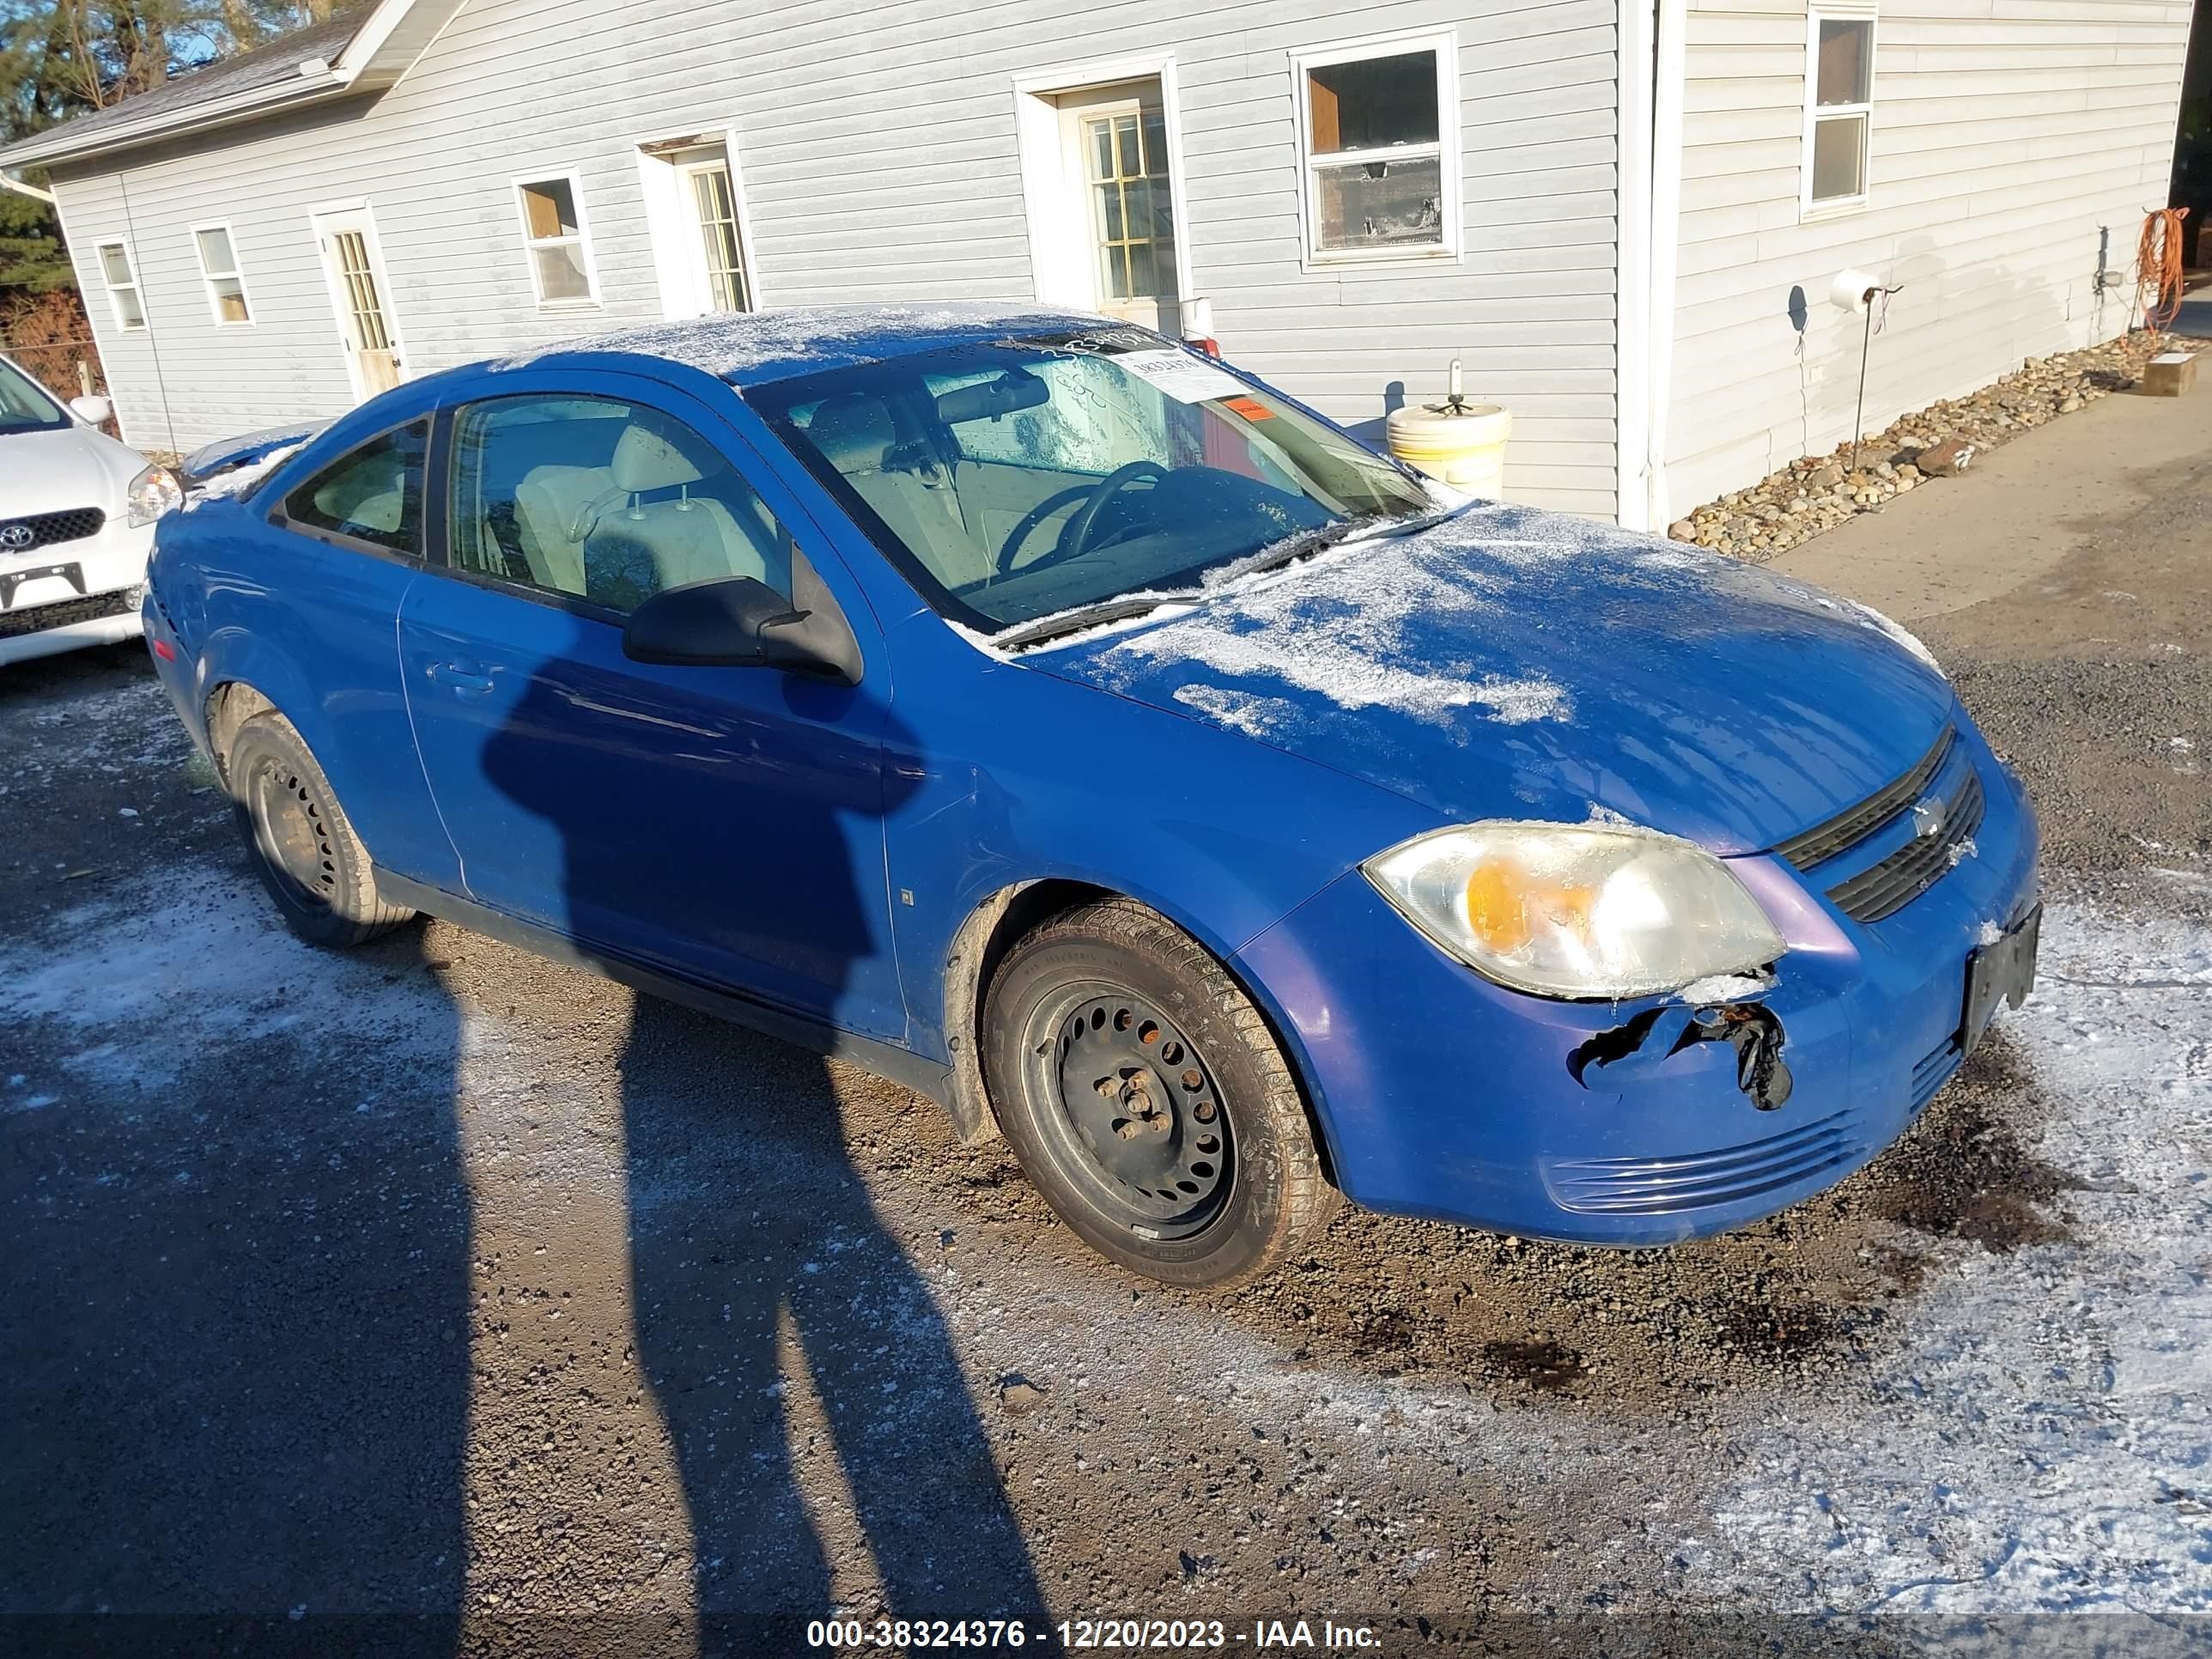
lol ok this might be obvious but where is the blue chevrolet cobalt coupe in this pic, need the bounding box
[143,305,2039,1285]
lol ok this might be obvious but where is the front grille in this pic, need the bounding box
[1542,1110,1862,1215]
[0,507,106,553]
[0,584,137,640]
[1826,766,1985,923]
[1776,726,1957,870]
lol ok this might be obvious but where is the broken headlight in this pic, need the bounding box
[1361,822,1785,1000]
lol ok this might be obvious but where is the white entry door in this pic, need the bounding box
[1058,82,1181,333]
[312,205,404,402]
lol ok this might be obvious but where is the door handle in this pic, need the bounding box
[426,660,494,698]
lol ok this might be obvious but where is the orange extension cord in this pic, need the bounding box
[2139,207,2190,333]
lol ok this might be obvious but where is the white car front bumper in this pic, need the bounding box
[0,513,155,667]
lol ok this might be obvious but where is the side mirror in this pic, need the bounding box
[622,575,860,684]
[70,393,112,425]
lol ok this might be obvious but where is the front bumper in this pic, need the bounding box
[0,516,154,666]
[1231,722,2040,1247]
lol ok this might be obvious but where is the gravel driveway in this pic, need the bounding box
[3,392,2208,1658]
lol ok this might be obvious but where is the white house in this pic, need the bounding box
[0,0,2191,526]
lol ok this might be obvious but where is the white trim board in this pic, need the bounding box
[1009,54,1198,325]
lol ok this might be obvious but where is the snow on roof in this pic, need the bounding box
[491,301,1109,387]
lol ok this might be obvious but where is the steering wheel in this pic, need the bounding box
[994,460,1170,577]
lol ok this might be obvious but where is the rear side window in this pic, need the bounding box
[283,422,428,556]
[445,392,793,612]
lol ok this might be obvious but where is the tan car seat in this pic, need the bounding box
[512,464,614,594]
[807,395,988,588]
[575,424,786,606]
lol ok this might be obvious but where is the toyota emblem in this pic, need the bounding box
[0,524,33,551]
[1911,794,1948,839]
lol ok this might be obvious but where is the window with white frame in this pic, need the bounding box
[94,240,146,331]
[1804,7,1875,210]
[514,174,599,306]
[192,223,253,324]
[1291,37,1459,261]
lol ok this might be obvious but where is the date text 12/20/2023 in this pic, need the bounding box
[806,1619,1381,1650]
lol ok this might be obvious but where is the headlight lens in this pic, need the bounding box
[1361,822,1786,1000]
[125,464,184,527]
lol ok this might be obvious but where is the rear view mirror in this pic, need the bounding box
[933,370,1048,427]
[70,393,113,425]
[623,575,860,684]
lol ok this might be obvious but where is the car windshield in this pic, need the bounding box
[0,356,70,435]
[748,332,1437,635]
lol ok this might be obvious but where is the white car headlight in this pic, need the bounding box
[125,464,184,527]
[1362,822,1786,1000]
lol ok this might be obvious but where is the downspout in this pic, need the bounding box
[1614,0,1655,527]
[1643,0,1688,533]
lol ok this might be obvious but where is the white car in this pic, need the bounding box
[1,352,180,666]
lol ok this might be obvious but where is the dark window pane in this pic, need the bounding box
[446,394,792,611]
[1817,19,1871,105]
[1307,52,1439,154]
[1314,155,1446,250]
[284,422,428,555]
[1810,112,1866,201]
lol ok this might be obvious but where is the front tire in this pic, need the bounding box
[982,899,1337,1286]
[226,712,412,948]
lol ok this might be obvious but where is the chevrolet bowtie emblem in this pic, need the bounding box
[1911,794,1948,839]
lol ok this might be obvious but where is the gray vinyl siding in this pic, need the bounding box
[1666,0,2188,514]
[49,0,1620,514]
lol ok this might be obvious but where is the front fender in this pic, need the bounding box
[883,612,1439,1064]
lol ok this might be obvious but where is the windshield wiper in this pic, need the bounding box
[1224,504,1461,583]
[990,590,1200,652]
[986,506,1464,653]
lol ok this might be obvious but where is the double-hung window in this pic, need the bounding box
[514,173,600,307]
[192,222,253,325]
[94,240,146,331]
[1804,6,1875,214]
[1291,35,1460,263]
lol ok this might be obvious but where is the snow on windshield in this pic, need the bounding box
[494,302,1100,383]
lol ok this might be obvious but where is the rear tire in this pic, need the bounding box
[226,712,412,948]
[982,899,1338,1286]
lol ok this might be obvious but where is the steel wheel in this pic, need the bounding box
[246,753,340,909]
[223,710,412,947]
[1018,980,1235,1240]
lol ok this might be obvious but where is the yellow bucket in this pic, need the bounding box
[1387,400,1512,498]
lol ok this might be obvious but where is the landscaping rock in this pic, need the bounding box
[1915,437,1977,477]
[1668,330,2205,562]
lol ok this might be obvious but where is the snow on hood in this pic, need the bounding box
[179,420,327,487]
[184,441,302,510]
[1031,502,1957,854]
[494,301,1104,386]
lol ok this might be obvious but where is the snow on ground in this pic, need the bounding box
[1683,898,2212,1613]
[8,845,2210,1623]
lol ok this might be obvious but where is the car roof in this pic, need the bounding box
[488,301,1121,392]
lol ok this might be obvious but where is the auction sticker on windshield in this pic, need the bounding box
[1115,347,1248,404]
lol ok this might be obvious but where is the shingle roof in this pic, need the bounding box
[0,13,362,167]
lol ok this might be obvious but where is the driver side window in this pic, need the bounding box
[446,394,793,614]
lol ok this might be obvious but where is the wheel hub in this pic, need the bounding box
[1034,989,1231,1232]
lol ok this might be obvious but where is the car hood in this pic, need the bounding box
[179,420,329,487]
[0,423,144,518]
[1027,502,1956,854]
